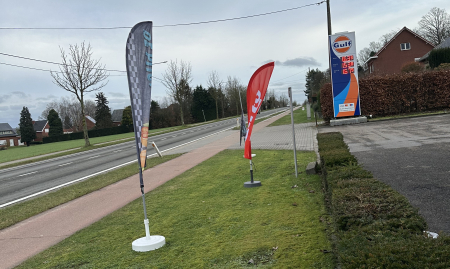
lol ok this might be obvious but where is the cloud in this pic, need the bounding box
[11,91,27,98]
[0,106,9,111]
[10,105,25,110]
[108,92,126,98]
[0,94,11,104]
[264,57,321,68]
[36,95,58,101]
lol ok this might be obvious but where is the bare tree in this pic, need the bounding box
[161,60,192,125]
[379,30,398,45]
[418,7,450,45]
[357,30,397,69]
[40,96,81,131]
[358,41,382,68]
[51,42,108,147]
[225,76,242,116]
[207,70,222,119]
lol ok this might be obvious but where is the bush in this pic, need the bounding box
[317,131,450,268]
[320,71,450,121]
[435,63,450,71]
[43,125,133,144]
[401,61,424,73]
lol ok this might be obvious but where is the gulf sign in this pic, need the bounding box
[329,31,361,118]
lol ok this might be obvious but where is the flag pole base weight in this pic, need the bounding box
[132,235,165,252]
[244,181,261,188]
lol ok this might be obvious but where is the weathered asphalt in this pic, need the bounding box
[319,114,450,234]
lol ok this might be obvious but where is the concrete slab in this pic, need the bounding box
[330,116,367,126]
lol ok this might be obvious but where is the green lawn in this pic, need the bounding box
[17,150,333,268]
[269,107,315,126]
[0,127,180,164]
[0,154,182,230]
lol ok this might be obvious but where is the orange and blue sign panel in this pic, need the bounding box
[329,31,361,118]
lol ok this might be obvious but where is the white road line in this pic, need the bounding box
[58,162,72,167]
[0,111,286,208]
[88,155,101,159]
[18,171,38,177]
[113,150,122,153]
[161,138,166,140]
[0,126,237,209]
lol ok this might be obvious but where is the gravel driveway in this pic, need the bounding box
[319,114,450,234]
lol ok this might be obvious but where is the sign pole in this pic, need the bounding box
[288,87,298,178]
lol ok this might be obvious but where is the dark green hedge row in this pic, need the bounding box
[429,47,450,69]
[317,132,450,268]
[43,125,134,144]
[320,70,450,122]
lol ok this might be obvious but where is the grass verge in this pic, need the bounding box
[17,150,334,268]
[0,139,136,170]
[1,115,252,166]
[269,107,315,126]
[0,127,182,164]
[0,154,181,230]
[317,132,450,268]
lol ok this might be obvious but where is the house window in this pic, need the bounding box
[400,43,411,50]
[45,129,49,133]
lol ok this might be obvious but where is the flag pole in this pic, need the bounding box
[139,168,150,239]
[242,62,274,188]
[127,21,165,252]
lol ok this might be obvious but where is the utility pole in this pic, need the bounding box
[326,0,332,36]
[327,0,332,71]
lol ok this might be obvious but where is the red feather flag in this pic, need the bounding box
[244,62,275,159]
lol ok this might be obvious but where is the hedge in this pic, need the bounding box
[317,132,450,268]
[429,47,450,69]
[43,125,134,144]
[320,70,450,121]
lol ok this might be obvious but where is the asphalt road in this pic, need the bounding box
[0,108,286,206]
[319,114,450,234]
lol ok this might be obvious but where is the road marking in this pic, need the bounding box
[161,138,166,140]
[58,162,72,167]
[113,150,122,153]
[0,110,288,208]
[88,155,101,159]
[18,171,38,177]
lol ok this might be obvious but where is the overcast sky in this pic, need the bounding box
[1,0,449,127]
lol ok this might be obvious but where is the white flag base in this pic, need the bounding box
[132,235,165,252]
[132,219,165,252]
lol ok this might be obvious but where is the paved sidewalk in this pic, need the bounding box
[0,109,319,268]
[228,121,319,151]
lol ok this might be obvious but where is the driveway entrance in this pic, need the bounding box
[320,114,450,234]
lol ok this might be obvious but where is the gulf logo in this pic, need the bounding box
[333,36,352,53]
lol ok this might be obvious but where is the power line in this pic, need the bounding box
[0,61,164,81]
[270,68,309,83]
[0,52,167,72]
[0,1,325,30]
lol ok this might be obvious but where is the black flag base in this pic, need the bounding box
[243,155,261,188]
[244,180,262,188]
